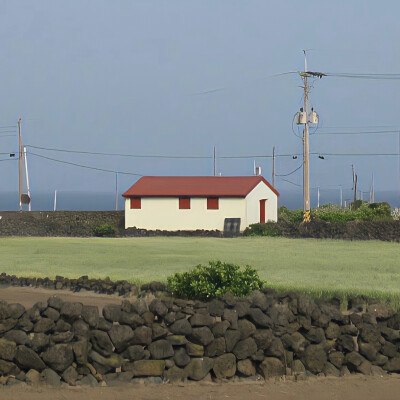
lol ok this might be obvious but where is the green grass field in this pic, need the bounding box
[1,236,399,304]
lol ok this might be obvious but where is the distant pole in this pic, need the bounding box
[54,190,57,211]
[272,146,276,187]
[23,147,31,211]
[115,172,119,211]
[339,186,343,208]
[213,146,216,177]
[18,118,22,211]
[317,186,320,208]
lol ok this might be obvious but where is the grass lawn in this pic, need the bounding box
[1,236,399,303]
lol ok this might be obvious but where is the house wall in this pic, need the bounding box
[246,181,278,224]
[125,197,247,231]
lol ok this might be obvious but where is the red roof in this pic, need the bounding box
[122,176,279,198]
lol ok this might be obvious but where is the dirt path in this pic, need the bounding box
[1,375,400,400]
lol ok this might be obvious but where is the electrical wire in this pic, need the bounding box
[275,164,303,177]
[278,178,302,188]
[317,130,400,135]
[29,152,143,176]
[26,145,212,159]
[0,134,16,138]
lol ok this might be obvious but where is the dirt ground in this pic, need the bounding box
[1,287,400,400]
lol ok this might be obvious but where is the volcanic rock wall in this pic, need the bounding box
[0,289,399,386]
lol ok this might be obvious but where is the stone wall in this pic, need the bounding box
[0,288,399,387]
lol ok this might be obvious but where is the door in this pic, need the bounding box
[259,199,266,223]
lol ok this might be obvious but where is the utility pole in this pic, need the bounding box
[23,147,31,211]
[18,118,23,211]
[352,164,358,204]
[317,186,320,208]
[339,185,343,208]
[115,172,119,211]
[295,51,321,216]
[272,146,276,187]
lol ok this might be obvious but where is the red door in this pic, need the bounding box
[259,199,266,223]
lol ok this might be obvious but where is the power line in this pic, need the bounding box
[29,152,143,176]
[317,130,399,135]
[26,145,212,159]
[275,164,303,177]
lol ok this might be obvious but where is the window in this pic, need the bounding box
[130,197,141,209]
[179,197,190,209]
[207,197,219,210]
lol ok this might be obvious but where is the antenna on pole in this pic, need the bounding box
[23,147,31,211]
[18,118,22,211]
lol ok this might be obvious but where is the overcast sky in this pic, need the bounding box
[1,0,400,208]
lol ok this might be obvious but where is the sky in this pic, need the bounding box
[1,0,400,209]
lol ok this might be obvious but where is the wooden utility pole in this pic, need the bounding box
[115,172,119,211]
[18,118,22,211]
[302,52,310,213]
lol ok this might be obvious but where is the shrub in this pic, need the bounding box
[278,206,303,224]
[93,224,115,237]
[167,261,265,300]
[243,222,281,237]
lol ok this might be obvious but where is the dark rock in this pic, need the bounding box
[325,322,340,339]
[120,312,144,328]
[72,319,90,338]
[282,332,308,354]
[123,345,146,361]
[47,296,63,311]
[303,327,325,344]
[89,350,123,369]
[164,312,176,325]
[152,323,168,340]
[148,340,174,359]
[252,349,265,362]
[141,311,155,325]
[62,365,79,386]
[103,371,134,386]
[126,360,165,376]
[253,329,274,351]
[54,319,71,333]
[212,320,230,337]
[108,325,134,352]
[33,318,55,334]
[380,326,400,342]
[383,357,400,373]
[329,351,344,369]
[164,365,185,383]
[207,299,225,317]
[0,318,17,333]
[14,345,46,371]
[81,306,99,328]
[102,304,121,322]
[387,312,400,330]
[259,357,285,379]
[173,347,191,367]
[76,374,99,386]
[189,313,215,327]
[184,357,214,381]
[337,335,356,352]
[238,319,256,340]
[97,317,112,331]
[349,313,362,327]
[323,362,340,377]
[41,344,74,372]
[72,339,89,365]
[186,342,204,357]
[359,342,378,361]
[51,331,74,344]
[60,302,83,322]
[40,368,61,386]
[235,300,250,318]
[300,344,327,374]
[189,326,214,346]
[42,307,60,321]
[359,324,381,343]
[90,330,114,356]
[222,292,237,307]
[373,353,388,367]
[131,299,148,316]
[149,299,168,318]
[367,303,395,320]
[132,325,152,345]
[223,309,238,330]
[345,351,371,375]
[30,332,50,352]
[213,353,236,379]
[205,337,226,357]
[267,304,294,327]
[225,330,241,353]
[141,281,166,292]
[247,308,273,328]
[362,313,377,325]
[237,359,256,376]
[340,324,358,336]
[0,337,16,360]
[298,316,312,331]
[265,337,285,359]
[0,360,20,376]
[233,337,257,360]
[248,290,269,311]
[169,319,192,335]
[3,330,28,345]
[9,303,25,320]
[166,335,188,346]
[381,341,397,358]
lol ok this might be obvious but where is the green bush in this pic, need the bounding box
[93,224,115,237]
[278,206,303,224]
[243,222,281,236]
[167,261,265,300]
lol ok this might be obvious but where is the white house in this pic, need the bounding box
[122,176,279,232]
